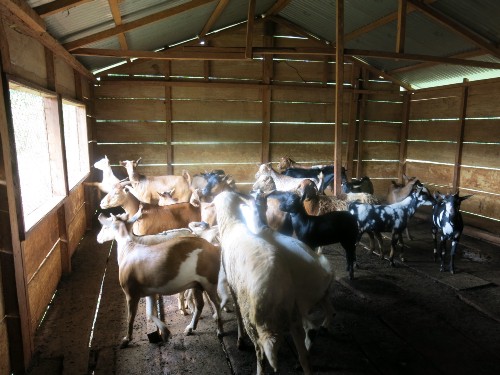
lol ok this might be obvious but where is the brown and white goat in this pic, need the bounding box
[255,163,320,192]
[100,183,201,235]
[387,174,419,240]
[120,158,192,204]
[97,213,224,348]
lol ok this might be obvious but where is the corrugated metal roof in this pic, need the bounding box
[24,0,500,89]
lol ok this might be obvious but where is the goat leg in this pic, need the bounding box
[373,232,384,259]
[432,226,439,262]
[184,288,204,335]
[121,295,140,348]
[398,232,406,262]
[405,227,414,241]
[146,296,170,342]
[388,234,398,267]
[449,236,460,274]
[439,237,447,272]
[289,320,312,375]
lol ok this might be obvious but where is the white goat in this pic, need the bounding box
[213,191,333,374]
[255,163,320,192]
[97,213,224,348]
[93,155,122,193]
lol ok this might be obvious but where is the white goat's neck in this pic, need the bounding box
[112,222,135,265]
[121,191,141,216]
[102,165,120,186]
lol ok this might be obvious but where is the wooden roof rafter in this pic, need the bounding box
[63,0,216,51]
[108,0,130,61]
[198,0,230,39]
[268,15,413,91]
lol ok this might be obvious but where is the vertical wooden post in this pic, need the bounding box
[396,0,407,53]
[398,92,410,182]
[345,66,360,178]
[0,53,32,372]
[164,61,173,175]
[452,78,469,191]
[334,0,345,196]
[261,21,274,164]
[85,82,96,230]
[355,69,368,179]
[245,0,256,59]
[45,48,55,91]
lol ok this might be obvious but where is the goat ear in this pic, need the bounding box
[460,194,473,202]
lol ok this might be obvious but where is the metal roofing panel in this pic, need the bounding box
[119,0,192,23]
[43,0,113,43]
[433,0,500,44]
[397,55,500,89]
[126,1,217,51]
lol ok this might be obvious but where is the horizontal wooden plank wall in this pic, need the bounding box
[407,80,500,233]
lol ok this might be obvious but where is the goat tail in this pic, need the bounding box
[260,332,279,372]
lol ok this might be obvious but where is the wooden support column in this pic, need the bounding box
[0,52,32,372]
[355,69,368,179]
[85,83,97,230]
[261,21,274,164]
[452,78,469,191]
[245,0,256,59]
[398,91,410,182]
[164,61,173,175]
[345,66,360,178]
[334,0,344,196]
[396,0,407,53]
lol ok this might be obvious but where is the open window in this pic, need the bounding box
[9,81,66,229]
[62,99,89,189]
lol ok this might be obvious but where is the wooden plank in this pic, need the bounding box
[410,87,461,101]
[406,161,455,187]
[0,319,10,374]
[95,122,166,142]
[110,59,170,77]
[466,90,500,117]
[464,119,500,142]
[273,59,330,83]
[365,100,404,122]
[173,122,262,143]
[173,164,259,184]
[94,144,168,165]
[410,96,461,119]
[64,184,84,221]
[27,242,61,332]
[406,142,457,164]
[94,99,166,121]
[3,21,47,87]
[362,142,400,161]
[271,123,342,142]
[54,55,75,98]
[461,143,500,169]
[408,120,460,141]
[172,144,261,164]
[172,101,261,121]
[459,167,500,194]
[398,92,410,181]
[22,211,59,282]
[172,86,261,100]
[271,102,350,122]
[453,81,468,191]
[272,86,334,102]
[67,206,86,258]
[210,60,262,80]
[360,160,400,178]
[270,143,341,164]
[364,122,401,141]
[94,83,165,99]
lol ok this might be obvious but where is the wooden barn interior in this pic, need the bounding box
[0,0,499,374]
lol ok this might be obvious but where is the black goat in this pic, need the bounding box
[283,165,346,193]
[341,175,374,194]
[431,192,472,274]
[278,192,358,279]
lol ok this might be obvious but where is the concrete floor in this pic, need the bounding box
[27,216,500,375]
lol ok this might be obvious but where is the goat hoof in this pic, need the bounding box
[120,338,130,349]
[184,327,194,336]
[217,330,223,339]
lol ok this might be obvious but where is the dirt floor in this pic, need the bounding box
[26,215,500,375]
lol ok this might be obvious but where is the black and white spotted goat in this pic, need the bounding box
[431,191,472,274]
[348,181,434,266]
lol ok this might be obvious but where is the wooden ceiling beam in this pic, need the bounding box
[72,47,245,60]
[34,0,92,18]
[246,0,256,59]
[63,0,215,51]
[0,0,45,32]
[388,49,487,74]
[198,0,230,38]
[108,0,130,61]
[407,0,500,59]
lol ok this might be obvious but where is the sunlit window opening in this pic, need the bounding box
[9,83,65,229]
[63,100,89,189]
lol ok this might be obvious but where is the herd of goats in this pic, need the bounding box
[92,155,472,374]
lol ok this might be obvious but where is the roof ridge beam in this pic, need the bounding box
[34,0,92,18]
